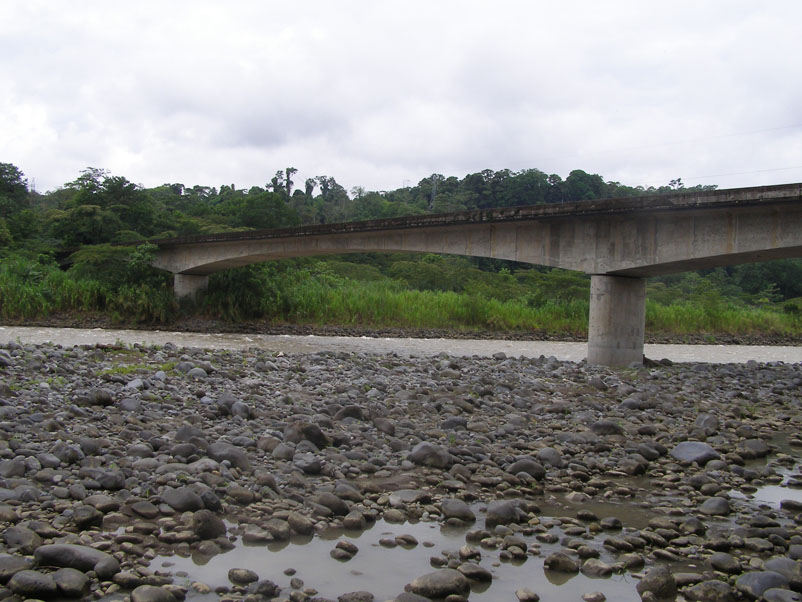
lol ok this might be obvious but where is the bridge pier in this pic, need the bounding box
[174,274,209,298]
[587,275,646,367]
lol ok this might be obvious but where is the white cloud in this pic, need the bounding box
[2,0,802,194]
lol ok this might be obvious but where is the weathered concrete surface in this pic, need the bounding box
[173,274,209,298]
[587,275,646,366]
[151,183,802,278]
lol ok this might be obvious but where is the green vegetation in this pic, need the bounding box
[1,160,800,339]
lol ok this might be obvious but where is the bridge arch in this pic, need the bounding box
[150,183,802,366]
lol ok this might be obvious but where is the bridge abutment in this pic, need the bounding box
[174,274,209,298]
[587,275,646,367]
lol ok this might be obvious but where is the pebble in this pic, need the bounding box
[0,340,801,602]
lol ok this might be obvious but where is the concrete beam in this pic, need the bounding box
[174,274,209,298]
[587,275,646,367]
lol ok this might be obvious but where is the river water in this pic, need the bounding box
[1,325,801,363]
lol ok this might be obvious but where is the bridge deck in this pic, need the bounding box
[148,182,801,248]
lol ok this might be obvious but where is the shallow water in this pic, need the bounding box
[152,515,644,601]
[2,325,802,364]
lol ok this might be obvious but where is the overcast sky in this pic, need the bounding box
[2,1,802,196]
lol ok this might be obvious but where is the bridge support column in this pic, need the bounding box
[174,274,209,299]
[587,275,646,367]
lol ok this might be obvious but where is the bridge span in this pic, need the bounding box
[150,182,802,367]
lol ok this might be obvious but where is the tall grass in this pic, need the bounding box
[3,252,802,337]
[646,299,799,336]
[0,253,176,323]
[275,279,589,333]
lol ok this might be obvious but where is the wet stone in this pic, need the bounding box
[670,441,720,465]
[406,569,470,599]
[8,569,58,597]
[636,565,677,600]
[683,579,736,602]
[228,568,259,585]
[544,552,579,573]
[0,555,34,584]
[440,498,476,522]
[763,589,802,602]
[736,571,790,599]
[53,567,89,598]
[709,552,740,574]
[33,543,121,579]
[700,496,731,516]
[131,584,178,602]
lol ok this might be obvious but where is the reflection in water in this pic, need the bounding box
[150,516,643,602]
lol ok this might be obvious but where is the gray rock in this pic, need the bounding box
[51,441,85,464]
[284,421,330,448]
[709,552,740,574]
[507,457,546,479]
[457,562,492,581]
[79,388,114,406]
[248,580,280,598]
[485,499,530,528]
[764,557,802,583]
[736,571,789,599]
[130,500,160,519]
[228,568,259,585]
[265,518,291,540]
[161,486,204,512]
[207,441,251,471]
[0,554,34,584]
[407,442,453,468]
[288,511,315,535]
[0,459,26,478]
[738,438,770,459]
[3,526,41,554]
[440,498,476,522]
[187,367,208,379]
[72,504,104,528]
[294,452,322,474]
[192,509,226,540]
[700,496,731,516]
[8,569,58,597]
[515,588,541,602]
[537,446,564,468]
[670,441,720,465]
[406,569,470,598]
[313,492,350,516]
[581,558,613,577]
[34,543,120,579]
[683,579,736,602]
[131,584,178,602]
[763,588,802,602]
[636,565,677,599]
[544,552,579,573]
[590,420,624,436]
[272,442,296,460]
[53,567,89,598]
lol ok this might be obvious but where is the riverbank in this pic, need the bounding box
[1,340,801,601]
[4,313,802,347]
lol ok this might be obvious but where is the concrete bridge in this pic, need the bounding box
[150,182,802,366]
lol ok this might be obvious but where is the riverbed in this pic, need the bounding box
[2,325,802,363]
[2,328,802,602]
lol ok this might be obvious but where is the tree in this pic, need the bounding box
[285,167,297,196]
[563,169,607,201]
[0,163,28,207]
